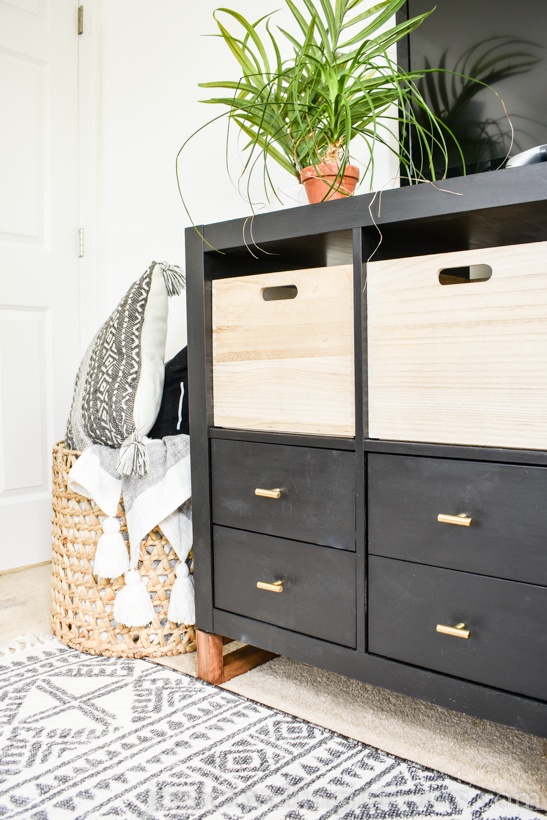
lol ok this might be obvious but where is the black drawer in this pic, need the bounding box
[213,525,356,647]
[368,453,547,585]
[211,439,355,550]
[368,556,547,701]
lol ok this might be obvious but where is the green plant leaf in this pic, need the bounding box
[334,0,347,28]
[284,0,311,39]
[346,0,407,40]
[199,80,260,93]
[266,20,284,96]
[342,7,430,48]
[278,25,302,50]
[316,0,337,40]
[213,17,262,79]
[346,0,373,11]
[298,0,332,52]
[233,117,299,175]
[342,1,392,30]
[215,8,272,75]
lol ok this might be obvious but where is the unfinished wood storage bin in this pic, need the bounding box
[367,241,547,450]
[212,265,355,436]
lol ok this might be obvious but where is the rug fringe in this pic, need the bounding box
[0,632,60,661]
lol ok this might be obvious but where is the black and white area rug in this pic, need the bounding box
[0,638,544,820]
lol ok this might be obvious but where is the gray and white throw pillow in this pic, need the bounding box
[65,261,185,474]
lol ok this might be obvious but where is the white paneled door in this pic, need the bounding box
[0,0,81,570]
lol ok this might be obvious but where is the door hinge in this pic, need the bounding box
[79,228,84,257]
[78,5,84,35]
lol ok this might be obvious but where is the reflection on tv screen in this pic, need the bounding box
[404,0,547,178]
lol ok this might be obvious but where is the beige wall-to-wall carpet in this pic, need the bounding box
[0,564,52,645]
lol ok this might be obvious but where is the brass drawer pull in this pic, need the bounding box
[436,622,470,639]
[438,513,472,526]
[255,488,281,499]
[257,580,283,593]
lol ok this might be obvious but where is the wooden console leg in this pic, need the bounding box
[196,629,277,685]
[196,630,224,684]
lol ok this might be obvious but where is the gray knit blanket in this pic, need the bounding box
[68,435,192,567]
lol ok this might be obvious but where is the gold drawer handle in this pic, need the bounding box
[436,622,470,639]
[257,580,283,593]
[438,513,472,527]
[255,488,281,499]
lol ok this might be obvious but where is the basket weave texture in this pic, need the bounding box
[51,442,196,658]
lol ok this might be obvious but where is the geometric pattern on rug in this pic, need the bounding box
[0,644,544,820]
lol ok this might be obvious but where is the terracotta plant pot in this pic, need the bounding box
[300,162,360,204]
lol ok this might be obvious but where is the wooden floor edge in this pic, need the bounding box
[0,560,52,577]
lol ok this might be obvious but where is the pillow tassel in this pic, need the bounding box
[158,262,186,297]
[113,569,155,627]
[117,433,149,476]
[93,517,130,579]
[167,562,195,625]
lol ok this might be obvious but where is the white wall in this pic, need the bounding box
[98,1,399,358]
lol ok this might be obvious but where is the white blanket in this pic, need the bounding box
[68,435,192,567]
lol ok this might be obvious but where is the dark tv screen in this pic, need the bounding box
[401,0,547,178]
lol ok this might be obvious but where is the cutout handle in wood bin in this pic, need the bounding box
[261,284,298,301]
[439,264,492,285]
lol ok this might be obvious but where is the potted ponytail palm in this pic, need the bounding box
[181,0,462,208]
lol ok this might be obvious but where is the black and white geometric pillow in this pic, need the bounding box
[65,261,185,474]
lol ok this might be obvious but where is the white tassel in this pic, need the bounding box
[114,569,155,627]
[158,262,186,296]
[167,562,195,625]
[93,517,129,580]
[117,433,149,476]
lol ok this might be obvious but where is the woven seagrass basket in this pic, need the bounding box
[51,442,196,658]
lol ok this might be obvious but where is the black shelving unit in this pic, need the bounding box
[186,164,547,737]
